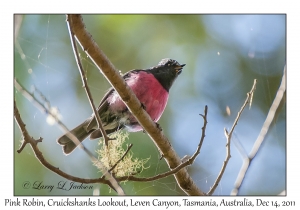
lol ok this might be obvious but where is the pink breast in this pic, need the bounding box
[107,71,169,130]
[127,71,168,121]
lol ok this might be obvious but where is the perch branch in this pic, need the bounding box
[67,14,205,195]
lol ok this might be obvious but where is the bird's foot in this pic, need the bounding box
[155,122,162,131]
[141,103,146,110]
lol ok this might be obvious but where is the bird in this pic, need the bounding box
[57,58,185,154]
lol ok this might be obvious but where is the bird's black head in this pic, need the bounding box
[148,58,185,92]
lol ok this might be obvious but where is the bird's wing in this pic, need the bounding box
[86,88,114,131]
[86,70,142,132]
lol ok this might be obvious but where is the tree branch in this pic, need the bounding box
[14,100,114,185]
[14,99,203,188]
[67,14,205,195]
[108,144,133,174]
[208,79,257,195]
[14,80,125,195]
[231,65,286,195]
[117,106,208,182]
[67,17,111,146]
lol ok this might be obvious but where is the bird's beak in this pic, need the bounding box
[175,64,186,74]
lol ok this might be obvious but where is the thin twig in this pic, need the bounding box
[229,79,257,138]
[14,100,113,186]
[231,65,286,195]
[14,80,125,195]
[14,93,207,189]
[67,14,205,195]
[192,105,208,162]
[14,105,206,185]
[32,85,51,110]
[207,79,257,195]
[108,144,133,173]
[117,157,200,182]
[23,103,206,185]
[67,17,110,146]
[15,79,84,151]
[67,17,124,193]
[117,106,208,182]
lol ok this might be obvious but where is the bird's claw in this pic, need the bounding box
[156,122,162,131]
[141,103,146,110]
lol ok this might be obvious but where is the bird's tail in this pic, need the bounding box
[57,120,92,155]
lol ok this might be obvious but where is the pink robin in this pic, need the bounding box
[57,58,185,154]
